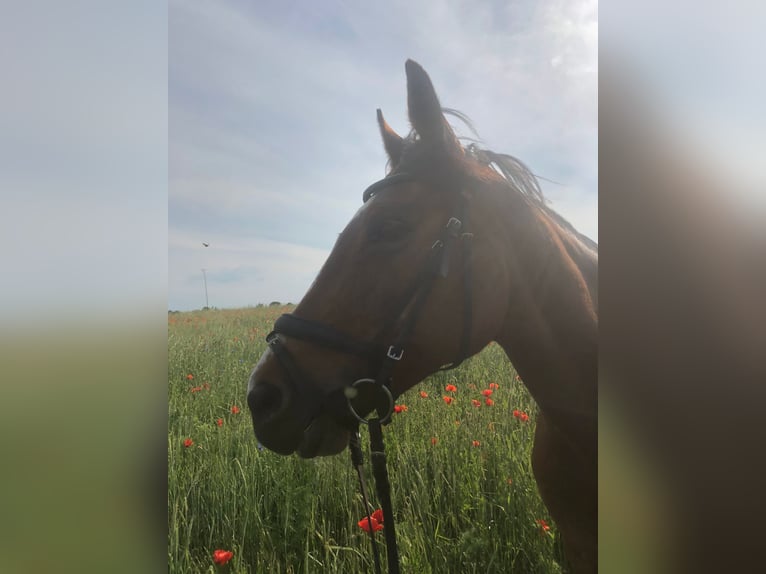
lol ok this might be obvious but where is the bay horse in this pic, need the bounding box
[247,60,597,573]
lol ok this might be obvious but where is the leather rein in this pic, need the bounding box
[263,171,474,574]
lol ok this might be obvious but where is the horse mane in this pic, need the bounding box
[465,144,599,252]
[398,109,598,252]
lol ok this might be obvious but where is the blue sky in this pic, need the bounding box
[169,0,598,311]
[3,1,759,323]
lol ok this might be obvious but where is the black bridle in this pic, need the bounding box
[263,171,474,574]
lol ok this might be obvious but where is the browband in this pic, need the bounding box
[362,173,414,203]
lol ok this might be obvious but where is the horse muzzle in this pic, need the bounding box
[246,348,367,457]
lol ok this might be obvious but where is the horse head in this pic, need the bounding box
[247,60,513,457]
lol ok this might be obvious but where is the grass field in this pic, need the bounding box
[168,305,563,573]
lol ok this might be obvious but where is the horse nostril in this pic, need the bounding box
[248,382,285,420]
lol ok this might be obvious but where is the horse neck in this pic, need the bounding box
[485,192,598,432]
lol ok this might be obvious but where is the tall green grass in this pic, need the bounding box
[169,306,563,573]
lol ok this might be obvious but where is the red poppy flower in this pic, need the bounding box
[183,438,193,448]
[472,440,481,447]
[358,516,383,532]
[485,398,494,406]
[190,386,202,393]
[471,399,481,408]
[520,412,529,422]
[513,409,520,418]
[371,509,384,524]
[213,549,233,565]
[489,382,499,390]
[216,418,223,427]
[442,396,453,405]
[393,404,408,414]
[481,389,493,397]
[431,437,438,445]
[445,384,457,392]
[419,391,428,398]
[536,519,551,532]
[231,405,240,414]
[186,374,194,380]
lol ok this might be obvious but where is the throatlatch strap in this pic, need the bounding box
[438,194,473,371]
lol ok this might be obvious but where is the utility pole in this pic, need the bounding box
[201,268,209,309]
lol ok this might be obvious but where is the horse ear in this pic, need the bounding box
[377,109,404,167]
[405,59,460,151]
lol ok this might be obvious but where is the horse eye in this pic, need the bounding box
[368,219,410,242]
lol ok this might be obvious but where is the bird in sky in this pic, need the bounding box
[202,242,209,247]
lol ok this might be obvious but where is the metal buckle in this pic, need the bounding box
[265,331,279,345]
[386,346,404,361]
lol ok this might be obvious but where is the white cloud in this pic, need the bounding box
[169,0,598,309]
[168,227,330,310]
